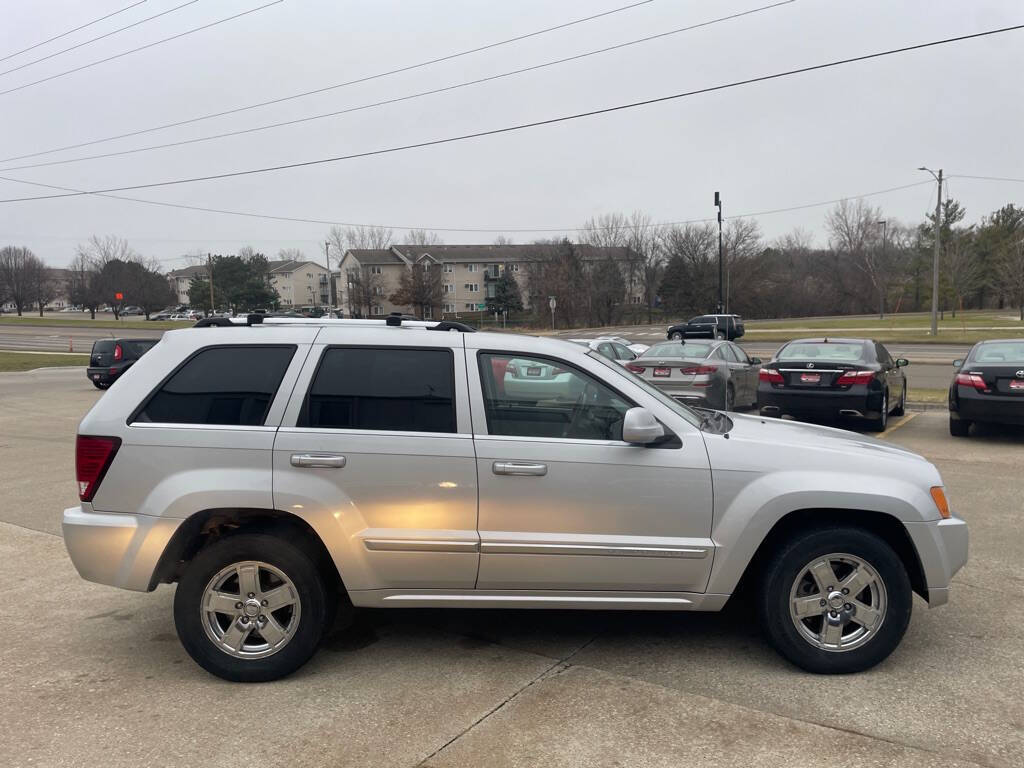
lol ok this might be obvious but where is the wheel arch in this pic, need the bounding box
[729,508,928,602]
[149,507,344,595]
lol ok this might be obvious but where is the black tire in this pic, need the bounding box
[670,331,683,340]
[174,533,331,682]
[758,526,912,674]
[892,384,906,416]
[865,390,888,431]
[91,380,109,390]
[949,417,971,437]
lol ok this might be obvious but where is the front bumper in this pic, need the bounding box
[904,514,969,607]
[62,506,182,591]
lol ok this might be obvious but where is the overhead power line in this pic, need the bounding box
[0,1,147,64]
[952,174,1024,184]
[0,0,203,79]
[0,0,654,163]
[2,22,1022,204]
[0,0,795,173]
[0,0,284,98]
[0,174,938,233]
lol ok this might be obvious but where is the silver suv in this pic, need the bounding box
[63,317,968,681]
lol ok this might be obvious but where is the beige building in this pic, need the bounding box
[167,265,208,305]
[336,244,642,319]
[267,259,331,309]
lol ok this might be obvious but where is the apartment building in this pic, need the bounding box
[166,265,208,305]
[336,243,642,319]
[267,259,331,308]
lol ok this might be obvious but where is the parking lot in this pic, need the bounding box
[0,367,1020,767]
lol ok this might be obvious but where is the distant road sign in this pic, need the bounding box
[476,303,486,310]
[114,292,123,301]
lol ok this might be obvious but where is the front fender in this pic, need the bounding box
[706,469,938,595]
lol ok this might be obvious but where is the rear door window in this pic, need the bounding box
[300,347,456,433]
[133,345,295,425]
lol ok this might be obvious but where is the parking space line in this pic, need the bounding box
[878,412,918,439]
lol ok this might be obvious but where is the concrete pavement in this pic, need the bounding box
[1,371,1022,767]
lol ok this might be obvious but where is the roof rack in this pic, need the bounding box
[192,314,477,332]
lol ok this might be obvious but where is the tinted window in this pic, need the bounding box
[875,344,893,366]
[479,353,631,440]
[135,346,294,425]
[612,343,634,360]
[970,341,1024,364]
[596,342,616,360]
[92,340,114,354]
[122,340,157,359]
[302,347,455,433]
[691,316,713,324]
[643,341,713,358]
[720,344,741,363]
[777,342,868,362]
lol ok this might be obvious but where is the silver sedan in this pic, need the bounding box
[628,340,761,410]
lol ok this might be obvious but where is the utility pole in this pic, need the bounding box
[715,191,723,313]
[206,252,215,316]
[325,240,337,309]
[876,219,887,319]
[919,167,943,335]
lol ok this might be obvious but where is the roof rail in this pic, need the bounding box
[190,315,477,331]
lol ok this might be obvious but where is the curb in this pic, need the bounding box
[906,401,947,412]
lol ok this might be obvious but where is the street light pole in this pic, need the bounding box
[325,240,337,310]
[714,191,723,313]
[876,219,887,319]
[918,167,943,335]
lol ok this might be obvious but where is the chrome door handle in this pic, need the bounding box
[493,461,547,476]
[290,453,346,468]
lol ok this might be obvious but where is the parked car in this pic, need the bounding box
[568,338,637,363]
[629,340,760,411]
[85,338,159,389]
[594,335,649,356]
[758,338,908,431]
[667,314,745,341]
[948,338,1024,436]
[121,306,144,316]
[63,317,966,681]
[150,310,174,321]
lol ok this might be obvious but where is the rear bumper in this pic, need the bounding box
[904,514,969,607]
[86,366,121,384]
[951,390,1024,425]
[758,386,880,418]
[62,506,182,591]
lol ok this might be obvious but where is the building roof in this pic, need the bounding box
[393,244,638,263]
[343,249,409,266]
[266,259,327,274]
[167,265,208,279]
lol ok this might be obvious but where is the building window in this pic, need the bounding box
[464,283,479,292]
[467,264,478,272]
[373,286,385,296]
[370,266,382,275]
[464,303,475,311]
[423,306,433,319]
[372,305,383,316]
[443,283,454,294]
[443,263,453,273]
[443,303,456,313]
[509,263,520,273]
[422,262,431,272]
[487,264,499,278]
[631,295,642,304]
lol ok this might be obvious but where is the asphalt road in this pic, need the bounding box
[1,368,1022,767]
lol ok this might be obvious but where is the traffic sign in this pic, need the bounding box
[476,303,486,310]
[115,292,123,301]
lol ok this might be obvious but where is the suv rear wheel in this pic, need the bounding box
[757,526,911,674]
[670,331,683,340]
[174,533,332,682]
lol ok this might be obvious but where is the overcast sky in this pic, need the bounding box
[1,0,1022,268]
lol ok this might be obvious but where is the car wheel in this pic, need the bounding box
[670,331,683,340]
[866,391,888,431]
[724,383,735,411]
[949,417,971,437]
[174,533,332,682]
[892,384,906,417]
[758,526,912,674]
[91,380,109,390]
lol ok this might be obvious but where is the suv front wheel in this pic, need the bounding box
[757,526,912,674]
[174,533,332,682]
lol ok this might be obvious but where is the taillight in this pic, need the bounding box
[759,368,784,384]
[836,370,876,386]
[626,364,645,374]
[113,343,123,361]
[681,365,717,376]
[955,372,987,390]
[76,435,121,502]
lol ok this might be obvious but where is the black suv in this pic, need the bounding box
[667,314,745,341]
[87,338,158,389]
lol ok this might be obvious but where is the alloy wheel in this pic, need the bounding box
[788,552,887,652]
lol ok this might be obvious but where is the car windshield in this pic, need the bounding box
[588,352,702,427]
[643,341,713,358]
[777,342,867,362]
[970,341,1024,364]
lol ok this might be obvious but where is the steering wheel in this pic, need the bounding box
[563,382,597,438]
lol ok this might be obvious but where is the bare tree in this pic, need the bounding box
[0,246,38,316]
[67,253,103,317]
[996,237,1024,320]
[276,247,305,261]
[722,217,762,313]
[943,230,983,318]
[389,262,444,318]
[492,235,514,246]
[344,265,384,318]
[403,229,443,247]
[27,258,57,316]
[625,211,663,324]
[329,224,392,252]
[579,212,630,249]
[826,199,891,317]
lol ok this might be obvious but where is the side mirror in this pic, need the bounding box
[622,407,665,445]
[952,358,964,369]
[750,357,762,365]
[896,358,909,367]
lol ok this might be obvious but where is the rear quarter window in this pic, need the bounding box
[132,345,295,426]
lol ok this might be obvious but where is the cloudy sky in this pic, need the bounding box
[1,0,1022,268]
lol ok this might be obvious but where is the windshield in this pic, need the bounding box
[777,341,867,362]
[643,341,713,358]
[970,341,1024,364]
[588,351,702,427]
